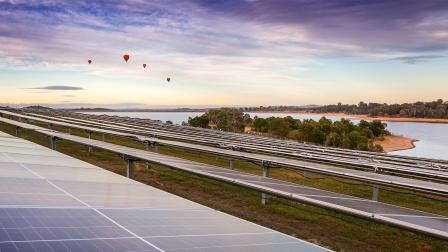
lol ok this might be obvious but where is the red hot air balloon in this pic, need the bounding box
[123,54,130,62]
[88,60,92,64]
[143,64,147,69]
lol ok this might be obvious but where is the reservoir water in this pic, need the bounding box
[83,111,448,161]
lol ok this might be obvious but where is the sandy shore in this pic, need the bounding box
[375,135,417,152]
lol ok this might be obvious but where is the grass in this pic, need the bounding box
[1,121,447,251]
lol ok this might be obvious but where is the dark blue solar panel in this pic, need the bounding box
[0,208,129,242]
[0,238,158,252]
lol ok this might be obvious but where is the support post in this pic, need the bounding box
[68,128,71,135]
[50,136,57,150]
[262,161,270,177]
[229,159,235,170]
[126,159,135,179]
[303,170,308,178]
[102,133,105,142]
[153,142,158,153]
[372,184,380,201]
[145,141,150,151]
[48,123,52,130]
[261,161,271,205]
[88,131,92,153]
[15,126,20,137]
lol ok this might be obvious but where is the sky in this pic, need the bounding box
[0,0,447,108]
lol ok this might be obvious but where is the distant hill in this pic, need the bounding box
[69,107,206,112]
[69,107,113,112]
[242,105,321,112]
[22,105,53,110]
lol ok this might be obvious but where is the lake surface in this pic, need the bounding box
[83,111,448,160]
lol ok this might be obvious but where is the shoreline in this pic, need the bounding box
[350,115,448,124]
[375,135,418,153]
[249,111,448,123]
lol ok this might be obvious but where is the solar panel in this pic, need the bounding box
[1,117,448,240]
[0,131,329,251]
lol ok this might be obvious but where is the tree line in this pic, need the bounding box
[241,99,448,118]
[187,108,388,152]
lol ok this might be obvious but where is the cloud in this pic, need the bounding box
[391,55,446,64]
[28,85,84,90]
[193,0,448,54]
[1,0,447,66]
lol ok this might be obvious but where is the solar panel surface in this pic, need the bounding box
[0,131,329,252]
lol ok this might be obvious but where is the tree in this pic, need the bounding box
[253,116,269,133]
[207,108,246,132]
[369,120,387,137]
[187,115,209,128]
[268,117,291,138]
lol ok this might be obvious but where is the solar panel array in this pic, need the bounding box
[0,131,329,251]
[2,110,446,195]
[1,117,447,240]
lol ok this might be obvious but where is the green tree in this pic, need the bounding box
[187,115,209,128]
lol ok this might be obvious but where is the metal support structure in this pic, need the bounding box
[153,142,158,153]
[144,142,151,169]
[126,159,135,179]
[372,184,380,201]
[50,136,57,150]
[229,159,235,170]
[261,161,271,205]
[88,131,92,153]
[262,161,271,177]
[15,126,20,137]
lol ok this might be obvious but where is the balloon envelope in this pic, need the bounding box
[123,54,130,62]
[143,64,147,68]
[88,60,92,64]
[167,77,171,82]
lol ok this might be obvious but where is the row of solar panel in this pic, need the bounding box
[0,131,329,251]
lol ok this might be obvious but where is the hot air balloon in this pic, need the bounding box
[88,60,92,64]
[167,77,171,82]
[143,64,147,69]
[123,54,130,62]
